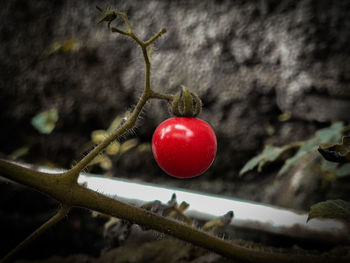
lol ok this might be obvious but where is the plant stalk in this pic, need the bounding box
[1,204,70,263]
[0,159,346,263]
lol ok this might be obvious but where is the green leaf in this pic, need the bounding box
[120,138,138,154]
[89,154,112,170]
[106,141,121,155]
[278,141,314,176]
[278,122,344,176]
[318,136,350,163]
[31,109,59,134]
[239,144,297,175]
[10,146,30,159]
[91,129,108,144]
[316,122,344,142]
[240,122,345,176]
[47,39,81,56]
[307,199,350,222]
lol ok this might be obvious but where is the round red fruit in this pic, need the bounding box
[152,117,217,178]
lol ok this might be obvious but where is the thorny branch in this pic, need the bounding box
[1,205,71,263]
[0,6,348,263]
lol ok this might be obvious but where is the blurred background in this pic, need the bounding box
[0,0,349,261]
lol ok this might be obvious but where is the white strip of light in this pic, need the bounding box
[76,173,347,241]
[9,164,344,242]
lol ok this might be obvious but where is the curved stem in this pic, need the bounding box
[111,27,129,36]
[72,185,344,263]
[1,204,70,263]
[141,46,151,92]
[69,12,166,180]
[1,8,348,263]
[0,159,70,202]
[150,91,174,101]
[114,11,132,33]
[0,161,347,263]
[144,28,167,46]
[69,89,151,177]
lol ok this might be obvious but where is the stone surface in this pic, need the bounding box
[2,2,350,260]
[0,0,349,182]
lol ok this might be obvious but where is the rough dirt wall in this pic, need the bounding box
[1,0,349,180]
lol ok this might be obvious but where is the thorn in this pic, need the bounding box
[96,5,103,12]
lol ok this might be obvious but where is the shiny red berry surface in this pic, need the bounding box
[152,117,217,178]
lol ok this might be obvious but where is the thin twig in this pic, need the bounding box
[0,8,348,263]
[111,27,130,36]
[150,91,174,101]
[1,204,70,263]
[114,11,132,33]
[68,89,150,178]
[144,28,167,46]
[69,10,166,178]
[0,160,347,262]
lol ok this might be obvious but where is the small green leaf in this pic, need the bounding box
[120,139,138,154]
[239,155,261,175]
[239,144,298,176]
[47,39,81,55]
[10,146,30,159]
[137,143,151,152]
[307,199,350,222]
[91,130,108,144]
[278,140,314,176]
[31,109,58,134]
[106,141,121,155]
[107,115,125,132]
[99,155,112,170]
[89,154,112,170]
[316,122,344,142]
[278,122,344,176]
[318,136,350,163]
[240,122,345,176]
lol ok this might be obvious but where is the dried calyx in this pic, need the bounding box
[171,86,202,117]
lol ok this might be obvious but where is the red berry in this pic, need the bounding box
[152,117,217,178]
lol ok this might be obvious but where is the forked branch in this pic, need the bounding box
[0,7,348,263]
[1,204,70,263]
